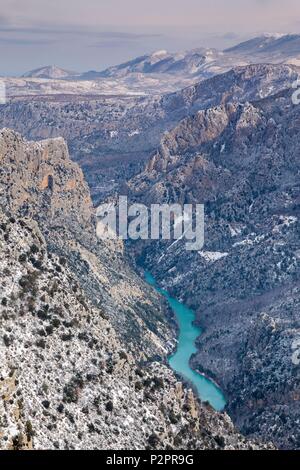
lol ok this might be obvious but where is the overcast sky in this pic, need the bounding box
[1,0,300,75]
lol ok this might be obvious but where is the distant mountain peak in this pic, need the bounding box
[225,33,300,55]
[22,65,76,80]
[261,32,289,39]
[151,49,169,57]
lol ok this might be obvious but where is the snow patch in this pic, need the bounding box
[229,225,242,237]
[233,233,265,247]
[198,251,229,262]
[128,129,140,137]
[273,215,298,233]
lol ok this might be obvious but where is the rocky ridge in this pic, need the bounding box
[1,64,298,203]
[41,34,300,82]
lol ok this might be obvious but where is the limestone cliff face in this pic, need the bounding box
[0,129,172,359]
[147,105,235,173]
[0,129,92,225]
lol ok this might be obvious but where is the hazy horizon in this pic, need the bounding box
[1,0,300,76]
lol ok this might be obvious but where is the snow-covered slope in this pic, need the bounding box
[225,33,300,62]
[22,65,76,80]
[92,48,221,78]
[13,34,300,97]
[83,34,300,81]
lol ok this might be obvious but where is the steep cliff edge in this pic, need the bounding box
[0,128,172,358]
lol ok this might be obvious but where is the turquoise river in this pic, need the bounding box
[144,271,226,412]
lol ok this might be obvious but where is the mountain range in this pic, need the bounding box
[1,63,298,203]
[21,34,300,83]
[1,32,300,450]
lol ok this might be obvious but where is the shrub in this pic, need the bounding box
[19,272,39,296]
[119,351,128,360]
[105,401,114,412]
[3,335,12,347]
[25,420,34,439]
[63,375,83,404]
[37,310,50,321]
[36,339,46,349]
[57,404,64,413]
[31,259,43,270]
[148,433,160,448]
[169,410,179,424]
[18,253,27,263]
[51,318,61,328]
[214,435,226,448]
[12,433,24,450]
[61,333,73,342]
[59,257,67,266]
[153,377,164,390]
[174,434,183,446]
[45,325,54,336]
[135,381,143,391]
[135,368,144,378]
[30,244,39,254]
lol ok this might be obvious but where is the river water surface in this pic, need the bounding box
[144,271,226,412]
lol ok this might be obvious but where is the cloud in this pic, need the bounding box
[0,23,163,45]
[0,19,163,54]
[90,31,163,48]
[220,32,241,40]
[0,37,55,46]
[0,15,9,26]
[0,24,89,35]
[0,24,161,37]
[94,32,162,39]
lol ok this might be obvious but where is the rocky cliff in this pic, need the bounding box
[128,88,300,449]
[0,128,172,357]
[1,64,298,203]
[0,130,269,450]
